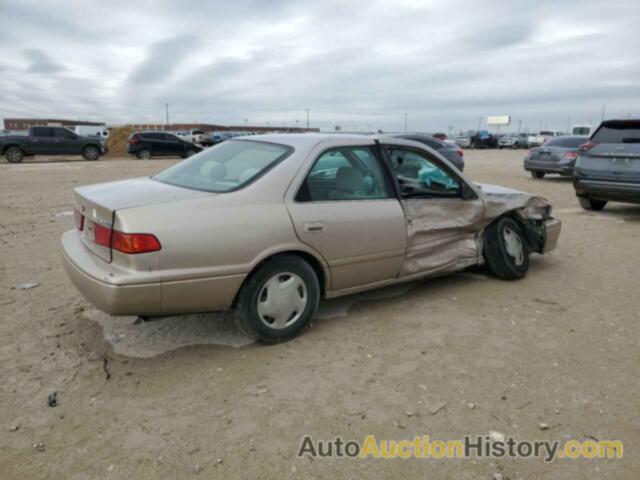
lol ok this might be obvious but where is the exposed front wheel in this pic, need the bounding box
[231,255,320,344]
[82,146,100,161]
[483,217,530,280]
[530,171,545,179]
[579,197,607,211]
[5,146,24,163]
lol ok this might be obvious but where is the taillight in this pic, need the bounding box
[74,209,84,231]
[111,231,161,254]
[579,141,596,152]
[563,152,578,160]
[129,137,139,145]
[92,222,161,254]
[457,147,464,157]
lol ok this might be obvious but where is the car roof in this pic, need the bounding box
[230,132,429,150]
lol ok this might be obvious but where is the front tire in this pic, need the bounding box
[530,171,545,179]
[184,149,197,158]
[5,146,24,163]
[231,255,320,344]
[579,197,607,211]
[483,217,530,280]
[82,145,100,161]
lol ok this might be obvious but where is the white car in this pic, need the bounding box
[182,129,207,145]
[528,130,563,147]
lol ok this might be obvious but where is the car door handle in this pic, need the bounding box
[303,222,326,232]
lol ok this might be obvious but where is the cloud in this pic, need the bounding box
[23,48,65,74]
[1,0,639,131]
[127,34,200,86]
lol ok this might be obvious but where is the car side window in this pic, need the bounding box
[32,127,52,137]
[388,148,461,198]
[54,129,76,139]
[296,147,392,202]
[163,134,179,141]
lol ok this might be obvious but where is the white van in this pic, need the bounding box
[73,125,109,139]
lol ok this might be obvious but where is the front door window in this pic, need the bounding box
[388,149,461,198]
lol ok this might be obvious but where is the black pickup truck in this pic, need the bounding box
[0,126,107,163]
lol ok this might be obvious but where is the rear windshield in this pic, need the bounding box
[545,136,586,148]
[153,140,293,192]
[592,124,640,144]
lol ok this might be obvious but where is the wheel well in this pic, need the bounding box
[231,251,327,307]
[501,212,544,253]
[3,144,23,154]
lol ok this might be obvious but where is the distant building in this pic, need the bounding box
[3,118,105,130]
[125,123,319,133]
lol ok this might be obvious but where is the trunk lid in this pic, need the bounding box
[73,177,212,262]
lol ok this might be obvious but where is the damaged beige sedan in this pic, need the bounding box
[61,134,560,343]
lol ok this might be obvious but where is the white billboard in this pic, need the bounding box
[487,115,511,126]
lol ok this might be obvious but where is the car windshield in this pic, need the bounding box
[153,140,293,192]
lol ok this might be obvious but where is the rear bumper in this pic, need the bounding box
[524,160,574,176]
[61,230,246,316]
[542,218,561,253]
[573,177,640,204]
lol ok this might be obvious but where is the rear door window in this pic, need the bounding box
[297,147,392,202]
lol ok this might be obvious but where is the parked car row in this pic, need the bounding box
[523,119,640,212]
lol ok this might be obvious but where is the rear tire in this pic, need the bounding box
[82,145,100,161]
[5,146,24,163]
[579,197,607,211]
[137,149,151,160]
[483,217,530,280]
[531,171,545,179]
[231,255,320,344]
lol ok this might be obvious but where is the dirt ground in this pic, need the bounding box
[1,150,638,479]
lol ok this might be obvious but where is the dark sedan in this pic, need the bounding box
[394,134,465,171]
[127,132,202,159]
[524,135,587,179]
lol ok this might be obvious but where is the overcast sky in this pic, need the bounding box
[1,0,639,132]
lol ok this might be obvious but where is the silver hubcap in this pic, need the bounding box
[257,272,307,329]
[141,151,150,159]
[86,147,98,159]
[503,227,524,266]
[8,149,21,161]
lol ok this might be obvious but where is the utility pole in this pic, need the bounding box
[566,116,570,134]
[601,104,606,121]
[306,108,310,130]
[518,118,522,134]
[477,116,482,131]
[165,103,169,127]
[404,113,408,132]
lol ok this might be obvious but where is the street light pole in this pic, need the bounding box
[165,103,169,127]
[404,112,408,132]
[306,108,310,130]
